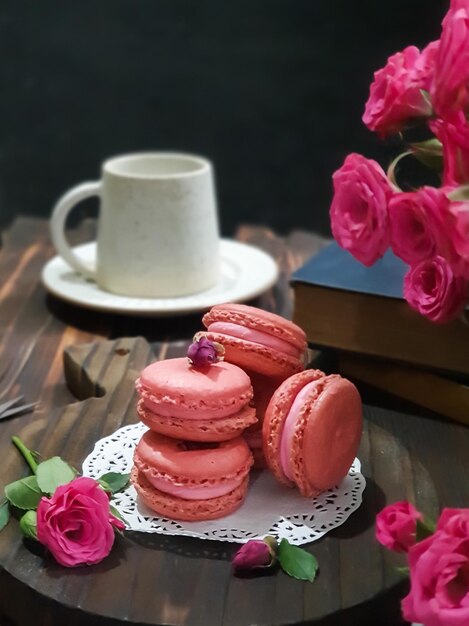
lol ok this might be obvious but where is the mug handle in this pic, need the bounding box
[50,181,102,280]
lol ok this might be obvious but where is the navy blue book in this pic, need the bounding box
[292,242,407,300]
[290,242,469,376]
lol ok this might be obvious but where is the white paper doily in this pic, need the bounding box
[82,422,366,546]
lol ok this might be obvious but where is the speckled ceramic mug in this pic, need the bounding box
[50,153,220,297]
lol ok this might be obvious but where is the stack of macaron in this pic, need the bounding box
[132,354,257,521]
[201,304,308,467]
[131,302,363,522]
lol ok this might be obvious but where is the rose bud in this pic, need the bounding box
[187,334,225,368]
[376,501,423,553]
[232,537,277,572]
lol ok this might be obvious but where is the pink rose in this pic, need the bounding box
[402,530,469,626]
[376,501,423,553]
[232,539,275,571]
[415,40,440,91]
[432,2,469,118]
[436,508,469,539]
[330,153,393,266]
[389,187,456,265]
[403,256,468,323]
[450,201,469,267]
[37,476,125,567]
[431,112,469,186]
[363,45,434,137]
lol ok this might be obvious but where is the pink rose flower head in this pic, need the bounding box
[187,334,225,368]
[450,201,469,272]
[37,476,125,567]
[402,530,469,626]
[436,508,469,539]
[330,153,393,266]
[415,40,440,91]
[363,45,434,137]
[232,538,276,572]
[376,501,423,553]
[432,1,469,118]
[431,111,469,186]
[404,256,468,324]
[388,187,456,265]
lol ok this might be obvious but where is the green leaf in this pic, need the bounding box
[98,479,112,493]
[410,137,442,155]
[410,138,443,171]
[110,505,126,528]
[4,476,43,510]
[416,518,436,542]
[36,457,76,494]
[448,184,469,202]
[19,510,37,540]
[278,539,318,582]
[396,565,410,576]
[98,472,130,494]
[0,500,10,532]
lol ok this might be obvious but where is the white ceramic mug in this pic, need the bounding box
[50,153,220,297]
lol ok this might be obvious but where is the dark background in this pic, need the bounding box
[0,1,446,236]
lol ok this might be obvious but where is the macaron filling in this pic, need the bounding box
[279,379,320,482]
[141,472,243,501]
[207,322,301,358]
[134,432,253,504]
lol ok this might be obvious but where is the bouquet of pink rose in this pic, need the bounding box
[0,437,128,567]
[376,501,469,626]
[330,0,469,324]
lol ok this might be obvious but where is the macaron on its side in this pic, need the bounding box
[263,369,326,489]
[297,376,362,496]
[202,304,307,379]
[137,399,257,442]
[132,431,253,521]
[264,369,363,497]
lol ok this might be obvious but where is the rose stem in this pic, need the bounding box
[11,437,38,474]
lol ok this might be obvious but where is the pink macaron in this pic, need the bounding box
[263,369,362,497]
[135,357,257,441]
[202,304,307,379]
[132,430,253,521]
[243,371,281,468]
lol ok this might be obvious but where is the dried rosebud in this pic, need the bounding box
[232,538,277,572]
[187,335,225,368]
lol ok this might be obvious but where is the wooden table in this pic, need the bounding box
[0,217,468,626]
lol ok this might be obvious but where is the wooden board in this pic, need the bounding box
[0,337,439,626]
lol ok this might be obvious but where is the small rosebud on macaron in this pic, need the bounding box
[232,537,277,572]
[187,334,225,368]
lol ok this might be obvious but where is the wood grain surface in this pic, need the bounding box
[0,218,467,626]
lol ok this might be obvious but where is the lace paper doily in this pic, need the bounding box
[83,422,366,546]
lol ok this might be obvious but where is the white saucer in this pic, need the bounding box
[41,240,279,316]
